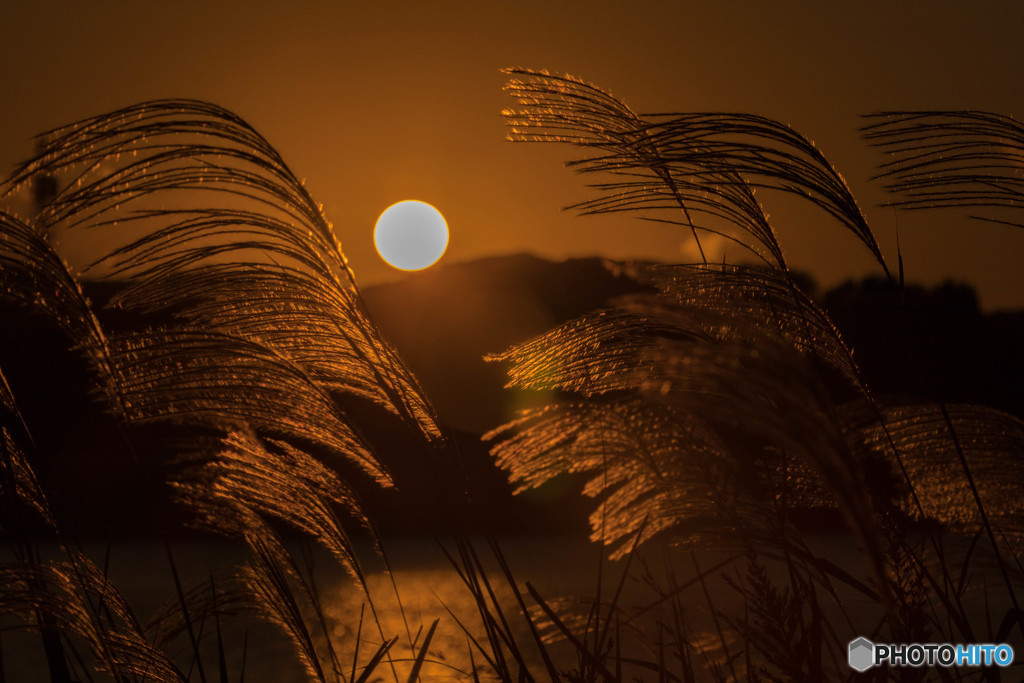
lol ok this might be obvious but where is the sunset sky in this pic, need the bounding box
[3,2,1024,309]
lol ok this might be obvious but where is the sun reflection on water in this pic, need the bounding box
[322,567,519,680]
[315,540,578,682]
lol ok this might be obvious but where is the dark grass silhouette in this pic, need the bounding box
[0,70,1022,681]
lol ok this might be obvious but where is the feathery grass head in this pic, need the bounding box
[864,110,1024,227]
[504,68,890,277]
[486,263,888,568]
[2,99,439,442]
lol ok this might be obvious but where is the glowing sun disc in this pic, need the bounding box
[374,200,448,271]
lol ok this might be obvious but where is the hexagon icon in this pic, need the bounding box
[848,637,874,672]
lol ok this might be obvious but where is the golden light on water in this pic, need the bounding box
[374,200,449,271]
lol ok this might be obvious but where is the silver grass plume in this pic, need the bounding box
[1,100,439,441]
[504,68,890,277]
[239,529,343,683]
[0,554,186,681]
[0,367,53,527]
[864,111,1024,227]
[487,264,883,565]
[856,403,1024,539]
[488,398,770,557]
[168,429,369,577]
[109,331,387,483]
[627,262,860,386]
[0,426,54,532]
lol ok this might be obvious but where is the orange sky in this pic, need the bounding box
[3,2,1024,309]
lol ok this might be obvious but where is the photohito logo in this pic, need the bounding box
[848,637,874,672]
[848,637,1014,672]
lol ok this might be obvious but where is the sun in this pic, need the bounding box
[374,200,449,271]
